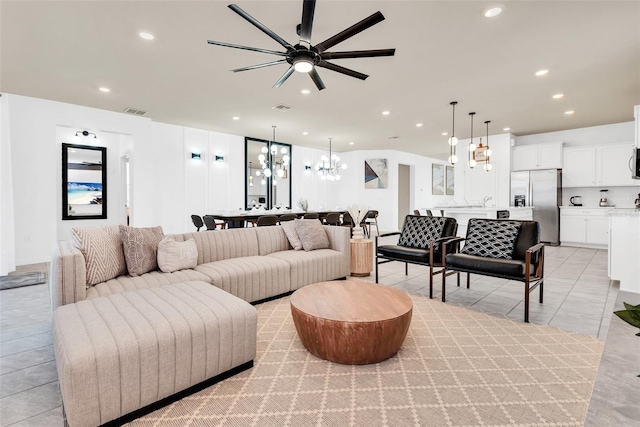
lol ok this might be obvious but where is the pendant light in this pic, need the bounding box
[483,120,493,171]
[468,112,477,168]
[447,101,458,165]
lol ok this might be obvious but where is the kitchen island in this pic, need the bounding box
[609,208,640,294]
[426,207,533,237]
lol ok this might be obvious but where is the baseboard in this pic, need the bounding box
[99,360,254,427]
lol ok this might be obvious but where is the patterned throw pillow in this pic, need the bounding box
[461,219,521,259]
[119,225,165,276]
[398,216,446,249]
[281,220,303,250]
[72,225,127,286]
[157,236,198,273]
[295,219,330,251]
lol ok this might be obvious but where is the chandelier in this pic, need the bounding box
[316,138,347,181]
[255,126,289,186]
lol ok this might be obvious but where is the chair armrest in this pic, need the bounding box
[526,242,545,254]
[323,225,351,258]
[525,243,545,280]
[442,237,466,253]
[50,241,87,310]
[375,232,401,249]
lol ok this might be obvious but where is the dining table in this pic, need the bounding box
[208,210,345,228]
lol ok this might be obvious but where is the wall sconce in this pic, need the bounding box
[215,155,225,162]
[191,153,202,160]
[304,164,312,171]
[74,130,98,142]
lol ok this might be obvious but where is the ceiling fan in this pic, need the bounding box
[207,0,395,90]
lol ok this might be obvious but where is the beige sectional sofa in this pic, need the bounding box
[51,225,351,308]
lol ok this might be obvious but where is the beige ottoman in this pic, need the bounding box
[53,281,257,427]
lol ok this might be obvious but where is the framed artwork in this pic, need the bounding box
[446,166,455,195]
[432,164,444,195]
[365,159,388,189]
[62,143,107,220]
[474,145,490,162]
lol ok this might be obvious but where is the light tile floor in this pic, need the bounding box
[0,247,617,426]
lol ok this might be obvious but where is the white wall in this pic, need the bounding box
[0,94,16,275]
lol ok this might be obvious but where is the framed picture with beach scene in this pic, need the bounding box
[62,143,107,220]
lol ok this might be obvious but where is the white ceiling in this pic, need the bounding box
[2,1,639,158]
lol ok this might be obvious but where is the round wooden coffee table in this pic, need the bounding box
[290,280,413,365]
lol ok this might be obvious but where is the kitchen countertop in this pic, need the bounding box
[431,206,533,210]
[559,206,615,209]
[609,208,640,216]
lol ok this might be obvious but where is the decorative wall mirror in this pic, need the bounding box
[245,137,291,210]
[62,143,107,220]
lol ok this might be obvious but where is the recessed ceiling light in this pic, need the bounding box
[98,87,111,93]
[381,111,390,116]
[300,89,311,95]
[442,132,448,136]
[483,6,503,18]
[139,32,155,40]
[416,123,423,127]
[302,131,308,135]
[552,93,564,99]
[349,141,355,145]
[232,116,240,120]
[503,127,511,131]
[564,110,575,115]
[535,69,549,76]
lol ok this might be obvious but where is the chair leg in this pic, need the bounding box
[405,263,408,275]
[375,258,379,284]
[429,265,433,299]
[524,281,530,323]
[539,280,544,303]
[375,218,380,237]
[457,272,460,287]
[442,269,447,302]
[467,272,470,289]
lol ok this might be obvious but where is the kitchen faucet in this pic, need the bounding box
[482,196,493,208]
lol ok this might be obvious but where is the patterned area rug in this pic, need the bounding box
[0,271,46,290]
[130,294,603,427]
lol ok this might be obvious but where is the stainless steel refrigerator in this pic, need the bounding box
[510,169,562,245]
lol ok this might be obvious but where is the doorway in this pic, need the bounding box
[398,164,411,229]
[121,155,130,225]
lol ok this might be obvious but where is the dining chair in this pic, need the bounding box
[303,213,319,220]
[425,210,434,217]
[256,215,279,227]
[278,213,297,223]
[191,215,204,231]
[364,210,380,237]
[325,212,341,226]
[413,209,421,216]
[203,215,226,230]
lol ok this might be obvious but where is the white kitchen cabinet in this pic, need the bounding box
[563,143,638,187]
[512,142,563,171]
[560,208,612,248]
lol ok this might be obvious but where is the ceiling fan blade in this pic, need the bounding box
[321,48,395,60]
[273,66,295,88]
[207,40,287,56]
[309,68,326,90]
[314,11,385,53]
[317,61,368,80]
[228,4,294,50]
[232,59,288,73]
[299,0,316,45]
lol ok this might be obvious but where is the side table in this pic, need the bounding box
[350,238,373,277]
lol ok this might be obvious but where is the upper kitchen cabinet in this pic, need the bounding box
[563,143,638,187]
[512,142,563,171]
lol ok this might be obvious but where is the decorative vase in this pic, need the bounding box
[352,225,365,240]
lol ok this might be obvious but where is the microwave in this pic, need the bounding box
[633,148,640,180]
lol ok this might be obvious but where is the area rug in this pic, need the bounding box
[129,294,604,427]
[0,271,46,290]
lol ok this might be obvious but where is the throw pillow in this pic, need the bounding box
[119,225,165,276]
[398,216,447,249]
[72,225,127,286]
[295,219,330,251]
[157,236,198,273]
[461,219,521,259]
[281,220,303,250]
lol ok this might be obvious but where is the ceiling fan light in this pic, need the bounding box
[293,58,313,73]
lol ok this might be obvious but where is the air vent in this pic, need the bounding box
[271,104,292,112]
[388,136,400,140]
[123,107,147,116]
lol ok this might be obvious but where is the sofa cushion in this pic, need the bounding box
[195,256,291,303]
[279,221,303,251]
[296,219,330,251]
[398,216,447,249]
[120,225,165,276]
[253,225,293,254]
[86,269,212,299]
[72,225,127,286]
[445,253,526,279]
[267,249,349,290]
[172,229,259,264]
[461,219,521,260]
[157,236,198,273]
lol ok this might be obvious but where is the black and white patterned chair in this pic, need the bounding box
[443,218,545,322]
[375,215,458,298]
